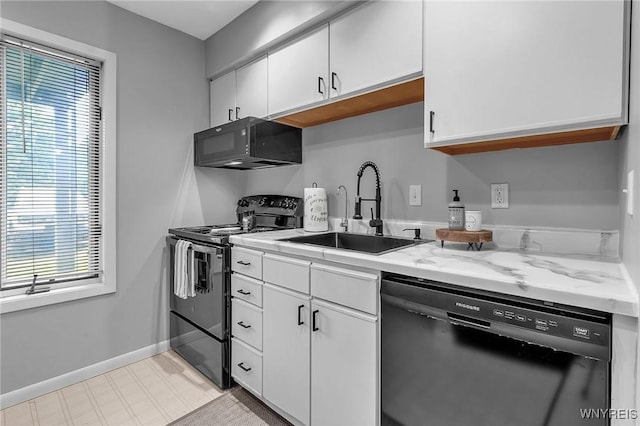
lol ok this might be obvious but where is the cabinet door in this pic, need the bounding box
[329,1,422,98]
[262,284,311,425]
[236,56,268,120]
[311,299,377,426]
[210,70,236,127]
[424,0,628,146]
[268,25,329,116]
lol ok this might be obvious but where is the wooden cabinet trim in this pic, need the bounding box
[275,77,423,128]
[430,126,621,156]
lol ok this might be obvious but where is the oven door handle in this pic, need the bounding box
[190,243,221,254]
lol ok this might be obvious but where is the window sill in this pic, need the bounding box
[0,282,115,314]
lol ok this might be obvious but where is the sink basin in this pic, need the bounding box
[281,232,424,254]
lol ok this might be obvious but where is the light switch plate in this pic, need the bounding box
[491,183,509,208]
[627,170,634,215]
[409,185,422,206]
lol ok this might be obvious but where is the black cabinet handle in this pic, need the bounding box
[318,76,324,95]
[298,304,304,325]
[331,72,338,91]
[235,107,240,120]
[429,110,435,134]
[236,260,251,266]
[237,321,251,329]
[237,289,251,295]
[238,362,251,372]
[312,309,319,332]
[228,108,233,122]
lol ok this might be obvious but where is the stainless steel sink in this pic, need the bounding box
[281,232,425,255]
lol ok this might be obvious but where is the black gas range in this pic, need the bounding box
[166,195,302,389]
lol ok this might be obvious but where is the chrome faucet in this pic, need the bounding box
[353,161,383,236]
[337,185,348,232]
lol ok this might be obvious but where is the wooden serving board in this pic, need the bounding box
[436,228,493,251]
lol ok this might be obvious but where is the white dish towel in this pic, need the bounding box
[174,240,196,299]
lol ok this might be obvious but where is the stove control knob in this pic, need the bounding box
[259,197,267,206]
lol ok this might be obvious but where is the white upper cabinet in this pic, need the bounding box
[210,56,268,127]
[210,70,236,127]
[329,0,422,98]
[424,0,629,151]
[236,57,268,121]
[268,26,329,116]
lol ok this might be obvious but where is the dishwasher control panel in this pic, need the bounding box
[447,293,610,347]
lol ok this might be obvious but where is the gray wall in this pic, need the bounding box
[244,102,620,230]
[619,0,640,295]
[0,1,244,394]
[617,0,640,398]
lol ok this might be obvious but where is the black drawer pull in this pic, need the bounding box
[237,321,251,329]
[228,108,233,122]
[318,76,324,95]
[312,310,319,332]
[331,72,338,90]
[298,304,304,325]
[236,260,251,266]
[235,106,240,120]
[237,289,251,295]
[238,362,251,372]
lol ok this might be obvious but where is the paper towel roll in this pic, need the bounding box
[304,187,328,232]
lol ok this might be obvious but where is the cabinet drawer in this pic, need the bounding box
[232,247,263,279]
[232,338,263,396]
[310,264,378,315]
[232,274,263,307]
[263,254,310,294]
[232,298,263,350]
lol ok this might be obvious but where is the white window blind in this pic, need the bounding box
[0,35,102,290]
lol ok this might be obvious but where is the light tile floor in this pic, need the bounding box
[1,350,224,426]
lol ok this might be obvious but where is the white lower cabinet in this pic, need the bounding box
[230,247,265,398]
[232,338,263,395]
[259,253,379,426]
[231,298,263,351]
[310,298,377,426]
[262,284,311,424]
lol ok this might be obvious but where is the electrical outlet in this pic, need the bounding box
[491,183,509,208]
[409,185,422,206]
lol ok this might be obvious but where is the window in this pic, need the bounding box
[0,19,116,313]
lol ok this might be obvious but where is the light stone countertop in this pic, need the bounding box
[230,229,639,317]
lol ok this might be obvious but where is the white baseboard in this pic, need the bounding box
[0,340,169,410]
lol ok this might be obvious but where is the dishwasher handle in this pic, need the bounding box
[448,312,490,330]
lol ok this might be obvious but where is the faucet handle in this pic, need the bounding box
[403,228,421,241]
[369,207,383,231]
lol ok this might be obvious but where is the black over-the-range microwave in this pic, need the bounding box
[194,117,302,170]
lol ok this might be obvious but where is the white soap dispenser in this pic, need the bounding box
[448,189,465,230]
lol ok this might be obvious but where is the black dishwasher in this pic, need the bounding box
[381,272,611,426]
